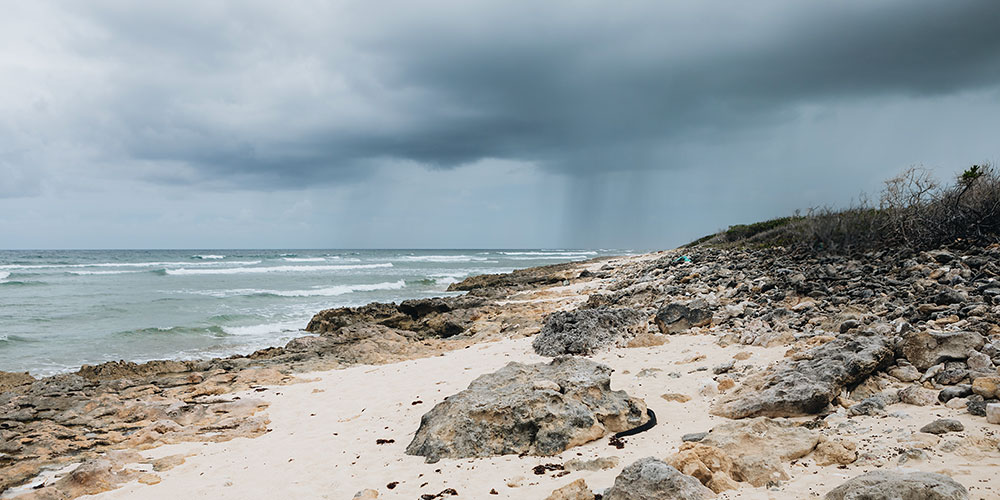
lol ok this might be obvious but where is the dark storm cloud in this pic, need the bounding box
[10,0,996,190]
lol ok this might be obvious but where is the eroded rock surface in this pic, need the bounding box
[604,457,715,500]
[900,330,985,371]
[405,357,647,462]
[532,307,650,356]
[713,333,894,418]
[825,470,968,500]
[697,417,821,487]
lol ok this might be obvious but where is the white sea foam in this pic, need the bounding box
[269,280,406,297]
[222,320,307,336]
[500,251,597,256]
[398,255,489,262]
[68,270,144,275]
[186,280,406,298]
[283,257,326,262]
[504,255,592,261]
[0,271,9,281]
[0,260,261,270]
[165,263,392,275]
[193,255,225,259]
[428,272,469,286]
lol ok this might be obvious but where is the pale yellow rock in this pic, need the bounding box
[667,442,739,493]
[544,478,592,500]
[138,473,161,485]
[352,489,378,499]
[661,393,692,403]
[717,376,736,392]
[813,438,858,466]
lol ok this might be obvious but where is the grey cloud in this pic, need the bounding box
[9,0,997,189]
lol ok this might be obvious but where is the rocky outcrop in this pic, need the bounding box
[0,371,35,391]
[405,357,647,463]
[306,296,489,338]
[697,417,820,487]
[712,332,894,418]
[900,330,985,371]
[654,300,712,334]
[532,307,650,356]
[825,471,968,500]
[604,457,715,500]
[447,262,582,295]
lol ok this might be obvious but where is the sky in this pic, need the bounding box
[1,1,999,250]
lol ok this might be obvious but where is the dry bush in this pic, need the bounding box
[691,163,1000,254]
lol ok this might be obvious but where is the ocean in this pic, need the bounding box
[0,249,626,376]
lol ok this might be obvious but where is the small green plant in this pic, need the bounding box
[960,164,983,186]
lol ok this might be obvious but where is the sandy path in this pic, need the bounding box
[93,332,1000,500]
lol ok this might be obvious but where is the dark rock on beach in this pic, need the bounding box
[653,300,712,334]
[532,307,650,356]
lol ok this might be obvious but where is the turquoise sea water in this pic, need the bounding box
[0,249,624,376]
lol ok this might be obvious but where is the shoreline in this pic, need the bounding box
[4,246,1000,499]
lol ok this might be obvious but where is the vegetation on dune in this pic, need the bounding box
[689,163,1000,253]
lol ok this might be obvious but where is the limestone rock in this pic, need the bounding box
[447,262,579,293]
[889,363,921,382]
[0,371,35,391]
[900,331,985,371]
[405,357,647,462]
[972,376,1000,399]
[812,438,858,466]
[306,296,488,338]
[564,456,619,471]
[654,300,713,334]
[967,351,994,372]
[699,417,820,487]
[899,385,938,406]
[532,307,649,356]
[712,333,893,418]
[604,457,715,500]
[825,470,968,500]
[987,403,1000,424]
[920,419,964,435]
[667,442,739,493]
[938,385,973,403]
[545,479,593,500]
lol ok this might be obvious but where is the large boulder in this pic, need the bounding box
[604,457,715,500]
[532,307,649,356]
[825,471,968,500]
[900,331,985,371]
[712,333,894,418]
[698,417,820,487]
[405,357,648,463]
[654,300,713,334]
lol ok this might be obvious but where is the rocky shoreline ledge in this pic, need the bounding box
[3,245,1000,499]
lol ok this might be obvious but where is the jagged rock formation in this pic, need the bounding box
[306,296,490,338]
[532,307,650,356]
[405,357,648,462]
[654,300,713,334]
[446,262,582,296]
[696,417,821,487]
[712,333,894,418]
